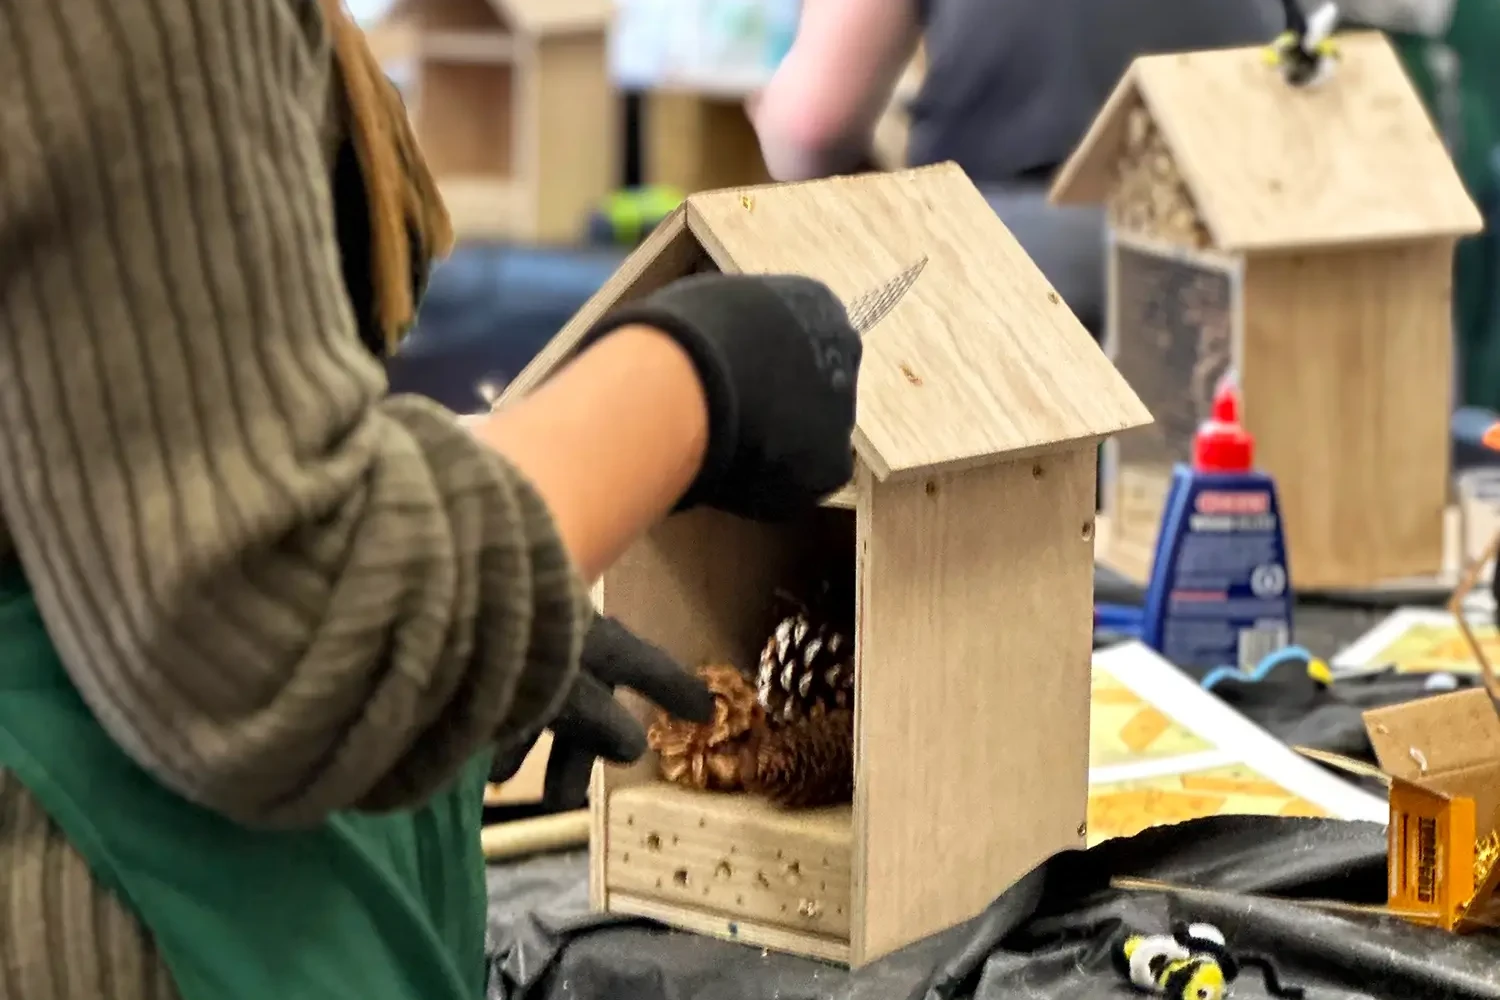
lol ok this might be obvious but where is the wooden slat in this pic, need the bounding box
[418,29,514,62]
[606,784,853,940]
[494,0,613,36]
[1239,240,1453,588]
[853,449,1095,962]
[608,892,851,964]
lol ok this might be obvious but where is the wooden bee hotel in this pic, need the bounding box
[501,163,1152,965]
[1049,31,1482,589]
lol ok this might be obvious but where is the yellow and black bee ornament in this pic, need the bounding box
[1263,0,1341,87]
[1112,922,1305,999]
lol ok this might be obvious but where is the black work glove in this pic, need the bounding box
[489,614,713,810]
[579,273,862,520]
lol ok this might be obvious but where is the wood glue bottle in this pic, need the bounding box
[1139,373,1293,678]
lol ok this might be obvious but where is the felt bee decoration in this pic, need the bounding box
[1112,922,1306,999]
[1264,0,1341,87]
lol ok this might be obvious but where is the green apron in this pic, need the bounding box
[0,559,490,1000]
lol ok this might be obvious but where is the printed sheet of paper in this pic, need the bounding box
[1331,608,1496,677]
[1088,643,1387,846]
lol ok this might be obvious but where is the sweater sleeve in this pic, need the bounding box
[0,0,589,826]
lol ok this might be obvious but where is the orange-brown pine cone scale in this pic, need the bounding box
[647,663,765,792]
[749,708,854,808]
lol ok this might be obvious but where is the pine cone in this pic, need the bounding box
[648,663,764,792]
[747,708,854,808]
[756,611,854,725]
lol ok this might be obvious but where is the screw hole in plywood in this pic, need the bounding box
[924,480,938,497]
[715,860,733,880]
[645,833,662,851]
[782,860,802,884]
[1032,463,1044,479]
[1081,521,1094,542]
[673,869,690,887]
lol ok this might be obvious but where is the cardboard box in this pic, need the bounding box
[1359,688,1500,930]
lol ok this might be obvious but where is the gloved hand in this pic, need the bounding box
[489,613,713,809]
[580,273,862,520]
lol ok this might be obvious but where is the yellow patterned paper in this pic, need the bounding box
[1367,621,1498,675]
[1086,762,1330,847]
[1089,668,1214,768]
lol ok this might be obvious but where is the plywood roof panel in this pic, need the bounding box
[1052,32,1482,252]
[504,165,1151,478]
[686,165,1150,476]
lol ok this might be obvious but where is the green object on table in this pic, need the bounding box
[1368,2,1500,410]
[590,185,685,246]
[0,558,490,1000]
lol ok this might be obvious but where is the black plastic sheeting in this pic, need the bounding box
[1215,669,1480,762]
[486,817,1500,1000]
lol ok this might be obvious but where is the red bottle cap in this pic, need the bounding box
[1193,375,1254,473]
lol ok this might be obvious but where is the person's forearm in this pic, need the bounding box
[475,325,710,583]
[751,0,920,181]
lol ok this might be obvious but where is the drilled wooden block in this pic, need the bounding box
[606,784,854,942]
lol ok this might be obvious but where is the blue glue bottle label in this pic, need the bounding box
[1152,473,1292,673]
[1139,374,1294,676]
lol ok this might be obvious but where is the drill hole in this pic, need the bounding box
[644,833,662,851]
[673,869,690,887]
[1081,521,1094,542]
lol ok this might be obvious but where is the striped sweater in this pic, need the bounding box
[0,0,588,993]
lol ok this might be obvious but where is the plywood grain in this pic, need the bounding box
[505,165,1150,480]
[495,0,614,36]
[606,784,853,941]
[644,94,771,194]
[686,165,1151,477]
[853,449,1095,962]
[531,32,618,243]
[1239,241,1454,587]
[1054,33,1481,252]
